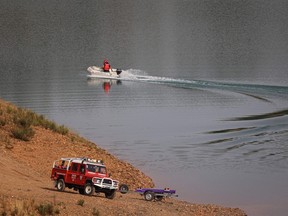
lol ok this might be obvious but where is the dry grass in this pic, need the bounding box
[0,102,69,142]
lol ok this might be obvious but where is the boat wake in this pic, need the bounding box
[120,69,288,102]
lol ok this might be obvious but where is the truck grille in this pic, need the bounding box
[103,179,112,185]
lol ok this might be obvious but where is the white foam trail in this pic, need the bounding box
[120,69,195,84]
[120,69,147,80]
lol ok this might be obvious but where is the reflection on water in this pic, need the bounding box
[87,78,122,94]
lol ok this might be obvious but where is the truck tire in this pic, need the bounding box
[105,190,116,199]
[144,191,155,201]
[119,184,129,194]
[84,183,94,196]
[56,179,65,192]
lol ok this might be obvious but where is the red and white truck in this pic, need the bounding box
[51,157,127,199]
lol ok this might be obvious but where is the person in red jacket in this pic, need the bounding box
[103,59,111,72]
[103,82,111,94]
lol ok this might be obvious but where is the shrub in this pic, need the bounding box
[92,207,100,216]
[6,106,14,114]
[41,121,69,135]
[56,125,69,135]
[16,117,32,128]
[11,126,35,141]
[77,199,85,206]
[36,203,54,216]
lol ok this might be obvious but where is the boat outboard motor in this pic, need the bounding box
[116,69,122,75]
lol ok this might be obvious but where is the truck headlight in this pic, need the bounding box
[92,178,102,184]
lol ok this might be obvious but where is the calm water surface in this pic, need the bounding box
[1,1,288,215]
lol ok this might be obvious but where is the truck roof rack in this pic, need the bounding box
[58,157,104,165]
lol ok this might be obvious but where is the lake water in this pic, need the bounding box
[1,1,288,215]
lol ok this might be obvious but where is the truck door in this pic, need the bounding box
[66,162,79,184]
[75,164,86,185]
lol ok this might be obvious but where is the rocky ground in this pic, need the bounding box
[0,99,246,215]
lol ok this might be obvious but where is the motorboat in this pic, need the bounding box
[87,66,122,79]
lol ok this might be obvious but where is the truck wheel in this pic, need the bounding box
[144,191,155,201]
[84,183,94,196]
[119,184,129,194]
[105,190,116,199]
[56,179,65,192]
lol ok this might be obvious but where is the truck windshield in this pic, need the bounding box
[87,164,97,172]
[97,166,107,174]
[86,164,106,174]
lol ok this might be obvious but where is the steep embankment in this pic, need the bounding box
[0,99,154,189]
[0,99,246,216]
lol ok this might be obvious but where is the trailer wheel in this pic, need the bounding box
[144,191,155,201]
[105,189,116,199]
[84,183,94,196]
[119,184,129,194]
[56,179,65,192]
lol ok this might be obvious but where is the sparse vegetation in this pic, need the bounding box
[6,106,14,114]
[0,101,69,142]
[56,125,69,135]
[92,207,100,216]
[11,126,35,141]
[76,199,85,207]
[36,202,60,216]
[0,196,54,216]
[13,108,69,135]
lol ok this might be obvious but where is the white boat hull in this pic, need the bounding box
[87,66,122,79]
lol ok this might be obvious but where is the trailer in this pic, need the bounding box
[135,188,178,201]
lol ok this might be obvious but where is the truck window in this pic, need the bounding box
[100,167,106,174]
[96,166,106,174]
[71,163,78,172]
[87,164,96,172]
[80,164,85,173]
[55,160,67,169]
